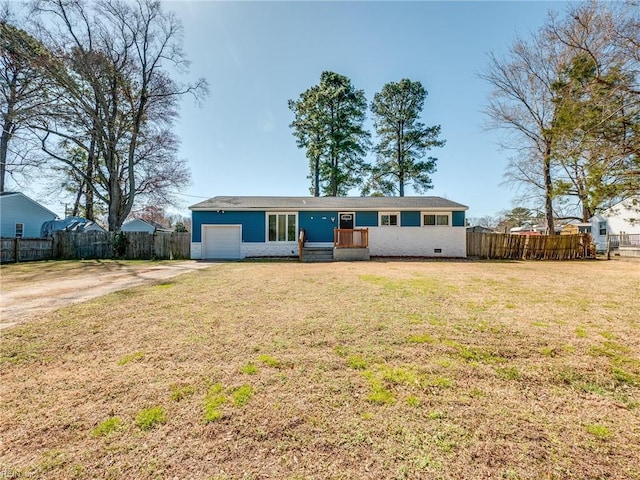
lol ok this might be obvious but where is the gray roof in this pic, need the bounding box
[123,218,172,231]
[190,196,468,211]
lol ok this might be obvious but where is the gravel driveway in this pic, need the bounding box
[0,261,213,330]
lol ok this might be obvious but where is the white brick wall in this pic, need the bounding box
[242,242,298,258]
[191,241,298,259]
[368,227,466,257]
[193,229,467,259]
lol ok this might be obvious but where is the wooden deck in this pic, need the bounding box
[334,228,368,248]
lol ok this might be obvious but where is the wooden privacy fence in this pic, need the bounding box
[467,232,594,260]
[54,231,190,260]
[0,231,190,263]
[0,238,54,263]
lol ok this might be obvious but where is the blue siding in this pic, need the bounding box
[452,211,465,227]
[192,211,265,242]
[192,208,468,243]
[0,194,57,238]
[356,211,378,227]
[401,211,420,227]
[299,211,337,243]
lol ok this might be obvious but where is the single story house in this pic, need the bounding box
[121,218,173,233]
[189,196,468,260]
[590,196,640,252]
[0,192,58,238]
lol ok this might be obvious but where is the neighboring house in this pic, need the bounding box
[467,225,494,234]
[189,196,468,260]
[0,192,58,238]
[510,222,547,235]
[560,221,592,236]
[590,196,640,252]
[121,218,173,233]
[41,217,106,237]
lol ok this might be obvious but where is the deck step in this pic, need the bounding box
[302,247,333,263]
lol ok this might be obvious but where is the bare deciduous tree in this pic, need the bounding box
[545,1,639,218]
[481,31,564,234]
[0,8,52,192]
[30,0,208,230]
[482,1,639,229]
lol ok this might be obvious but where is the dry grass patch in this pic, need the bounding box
[1,259,639,479]
[0,259,173,291]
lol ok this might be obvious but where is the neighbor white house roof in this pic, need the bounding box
[190,196,468,211]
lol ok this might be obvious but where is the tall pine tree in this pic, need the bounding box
[289,71,370,196]
[368,79,444,196]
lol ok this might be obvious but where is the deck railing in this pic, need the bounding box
[334,228,369,248]
[615,233,640,247]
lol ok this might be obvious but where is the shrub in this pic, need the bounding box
[112,232,129,258]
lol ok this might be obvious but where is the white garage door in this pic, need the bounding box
[203,225,241,259]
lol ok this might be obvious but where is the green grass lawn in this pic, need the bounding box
[1,259,639,479]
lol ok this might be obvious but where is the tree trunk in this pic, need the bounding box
[108,181,121,232]
[330,104,338,196]
[398,120,404,197]
[543,142,555,235]
[85,115,98,220]
[314,153,320,197]
[85,157,94,220]
[0,123,9,193]
[72,179,84,216]
[0,104,14,194]
[582,203,592,223]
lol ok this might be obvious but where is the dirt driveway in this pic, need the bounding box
[0,260,213,330]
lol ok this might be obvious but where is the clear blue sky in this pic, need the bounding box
[167,0,568,220]
[27,1,570,220]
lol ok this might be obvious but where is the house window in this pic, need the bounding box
[423,213,449,226]
[379,213,399,226]
[15,223,24,238]
[598,221,607,236]
[267,213,296,242]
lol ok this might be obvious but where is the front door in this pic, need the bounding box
[339,212,354,229]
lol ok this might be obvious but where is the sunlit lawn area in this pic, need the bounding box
[1,259,639,479]
[0,260,177,292]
